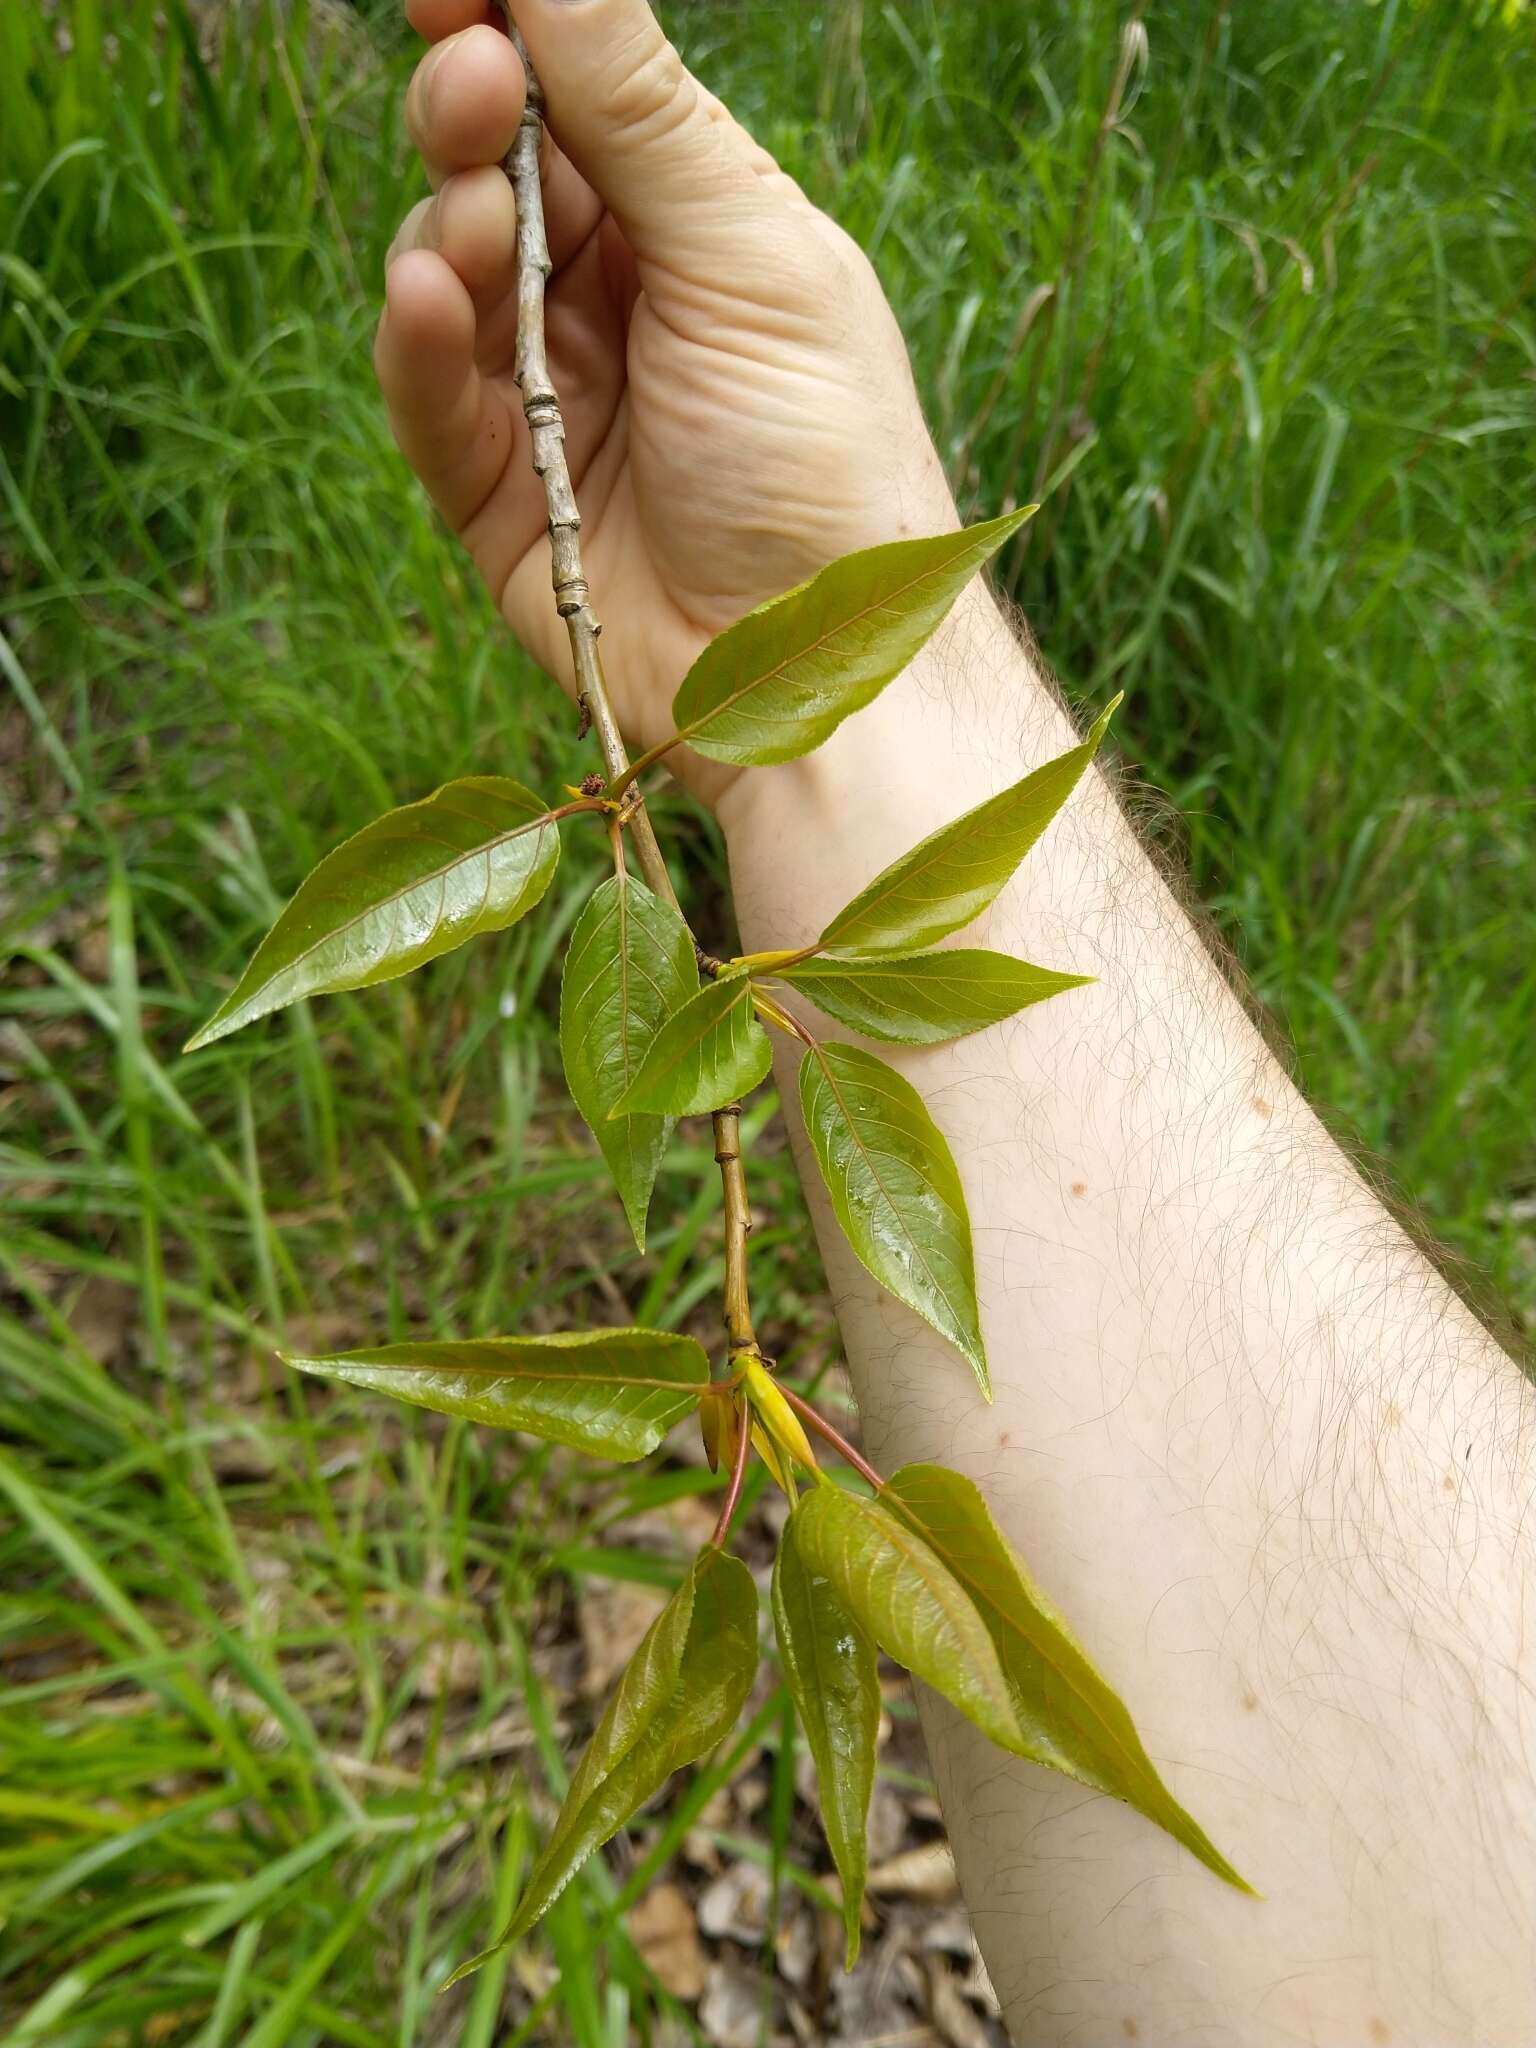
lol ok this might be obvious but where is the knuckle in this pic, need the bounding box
[599,34,696,149]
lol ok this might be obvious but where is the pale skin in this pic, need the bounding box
[377,2,1536,2040]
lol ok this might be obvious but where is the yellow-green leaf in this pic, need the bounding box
[185,777,560,1049]
[790,1484,1020,1752]
[448,1549,758,1981]
[560,876,698,1250]
[283,1329,709,1462]
[882,1465,1253,1893]
[817,701,1117,956]
[780,948,1091,1045]
[611,973,772,1118]
[798,1042,987,1394]
[669,511,1034,767]
[772,1512,878,1965]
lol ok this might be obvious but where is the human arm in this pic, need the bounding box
[376,3,1536,2038]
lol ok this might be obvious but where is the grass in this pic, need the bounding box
[1,0,1532,2039]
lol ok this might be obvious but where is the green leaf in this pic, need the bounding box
[448,1549,759,1981]
[611,973,773,1118]
[882,1465,1253,1893]
[668,510,1034,767]
[817,701,1118,955]
[798,1042,987,1394]
[771,1512,878,1965]
[560,875,699,1250]
[790,1484,1020,1752]
[283,1329,709,1462]
[780,948,1091,1045]
[185,777,561,1050]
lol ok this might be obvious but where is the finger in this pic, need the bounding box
[506,0,771,274]
[388,166,516,298]
[406,22,524,186]
[405,0,496,41]
[374,248,515,534]
[403,23,606,277]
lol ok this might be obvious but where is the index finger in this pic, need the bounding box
[406,0,497,42]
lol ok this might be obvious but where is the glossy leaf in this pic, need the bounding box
[798,1042,987,1394]
[611,973,772,1118]
[448,1548,758,1980]
[283,1329,709,1462]
[668,510,1033,767]
[790,1483,1020,1752]
[771,1513,878,1965]
[560,875,698,1249]
[185,777,560,1049]
[881,1465,1252,1891]
[780,948,1090,1045]
[817,701,1117,956]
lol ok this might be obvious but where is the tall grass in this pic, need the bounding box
[1,0,1532,2039]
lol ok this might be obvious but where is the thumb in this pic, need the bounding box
[504,0,765,274]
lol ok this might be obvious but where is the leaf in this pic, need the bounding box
[771,1513,878,1965]
[798,1041,987,1394]
[448,1548,758,1981]
[611,973,773,1118]
[817,701,1118,956]
[881,1465,1253,1893]
[668,511,1034,767]
[789,1484,1020,1753]
[780,948,1091,1045]
[560,875,699,1250]
[185,777,561,1050]
[283,1329,709,1462]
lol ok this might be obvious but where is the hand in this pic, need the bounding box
[376,0,958,804]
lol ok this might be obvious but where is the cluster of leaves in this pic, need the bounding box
[187,511,1246,1980]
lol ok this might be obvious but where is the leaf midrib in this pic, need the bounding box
[809,1048,970,1338]
[678,537,979,745]
[883,1484,1153,1798]
[226,803,555,1011]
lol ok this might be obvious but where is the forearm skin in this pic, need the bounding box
[718,589,1536,2046]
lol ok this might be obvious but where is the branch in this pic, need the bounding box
[501,15,675,913]
[503,24,765,1403]
[713,1106,756,1356]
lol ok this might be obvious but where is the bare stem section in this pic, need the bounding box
[500,17,675,910]
[502,23,760,1393]
[713,1107,756,1356]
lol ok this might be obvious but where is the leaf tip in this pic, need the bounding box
[440,1943,499,1992]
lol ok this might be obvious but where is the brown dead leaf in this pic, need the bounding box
[697,1858,771,1946]
[914,1953,995,2048]
[64,1275,138,1367]
[867,1840,958,1903]
[630,1881,707,2001]
[698,1961,760,2048]
[415,1634,480,1699]
[578,1580,667,1695]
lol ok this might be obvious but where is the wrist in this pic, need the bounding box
[715,583,1077,958]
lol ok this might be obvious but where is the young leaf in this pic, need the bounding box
[560,875,699,1250]
[771,1514,878,1965]
[667,510,1033,767]
[283,1329,709,1462]
[780,949,1090,1045]
[789,1484,1020,1753]
[881,1465,1253,1892]
[448,1548,758,1982]
[185,777,561,1050]
[611,973,773,1118]
[798,1042,987,1394]
[816,701,1118,956]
